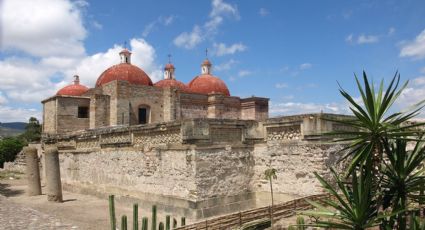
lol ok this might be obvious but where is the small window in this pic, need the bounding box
[78,106,89,118]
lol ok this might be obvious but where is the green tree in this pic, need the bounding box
[0,137,25,168]
[21,117,41,143]
[264,168,277,227]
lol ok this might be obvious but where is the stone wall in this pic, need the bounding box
[251,141,343,197]
[56,97,90,133]
[41,114,351,219]
[42,99,56,134]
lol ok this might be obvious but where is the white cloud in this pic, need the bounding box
[215,59,238,71]
[412,76,425,86]
[346,33,379,44]
[238,70,252,77]
[0,93,7,105]
[396,75,425,117]
[388,27,396,36]
[210,0,239,19]
[92,21,103,30]
[259,8,269,16]
[68,38,163,86]
[357,34,379,44]
[142,15,175,37]
[0,58,58,102]
[275,83,288,89]
[400,29,425,59]
[299,63,312,70]
[173,26,203,49]
[270,101,349,116]
[345,34,354,43]
[174,0,239,49]
[2,0,87,57]
[213,42,246,56]
[0,106,41,123]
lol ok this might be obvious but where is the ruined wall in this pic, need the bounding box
[251,141,343,197]
[42,99,57,134]
[194,146,254,199]
[60,147,196,200]
[42,114,351,219]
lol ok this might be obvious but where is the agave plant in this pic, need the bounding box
[326,71,425,175]
[301,164,388,230]
[381,139,425,229]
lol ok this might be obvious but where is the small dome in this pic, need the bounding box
[57,75,89,96]
[188,74,230,96]
[96,63,153,87]
[155,79,191,92]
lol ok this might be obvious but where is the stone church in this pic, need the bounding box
[41,49,347,220]
[42,49,268,134]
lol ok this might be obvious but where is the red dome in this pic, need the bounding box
[188,74,230,96]
[155,79,191,92]
[95,63,153,87]
[57,83,89,96]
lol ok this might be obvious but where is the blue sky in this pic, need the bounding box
[1,0,425,122]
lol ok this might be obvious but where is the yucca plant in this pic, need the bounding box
[325,71,425,175]
[381,139,425,229]
[301,164,388,230]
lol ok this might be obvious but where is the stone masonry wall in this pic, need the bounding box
[42,99,56,134]
[194,146,254,200]
[56,97,90,133]
[59,147,197,201]
[251,141,343,197]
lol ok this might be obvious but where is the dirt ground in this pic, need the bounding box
[0,173,136,230]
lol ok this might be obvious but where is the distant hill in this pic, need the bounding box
[0,122,27,138]
[0,122,27,130]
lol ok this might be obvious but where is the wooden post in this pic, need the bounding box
[239,211,242,227]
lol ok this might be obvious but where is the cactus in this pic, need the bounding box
[152,205,157,230]
[181,217,186,226]
[296,216,305,230]
[121,215,128,230]
[133,203,138,230]
[142,217,149,230]
[173,218,177,229]
[159,222,164,230]
[109,195,116,230]
[165,215,170,230]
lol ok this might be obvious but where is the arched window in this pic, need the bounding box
[138,105,150,124]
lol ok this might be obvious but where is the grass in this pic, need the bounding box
[0,170,24,180]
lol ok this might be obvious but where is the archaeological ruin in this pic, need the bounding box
[40,49,350,220]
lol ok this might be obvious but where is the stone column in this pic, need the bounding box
[24,146,41,196]
[44,147,63,202]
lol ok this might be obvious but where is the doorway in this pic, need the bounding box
[138,107,149,124]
